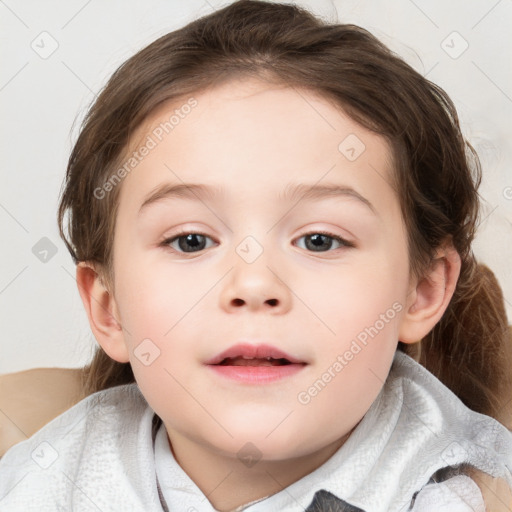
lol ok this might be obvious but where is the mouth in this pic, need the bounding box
[204,342,306,366]
[205,343,307,384]
[217,356,295,367]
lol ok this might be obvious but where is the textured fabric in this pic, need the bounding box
[153,408,487,512]
[154,420,365,511]
[0,350,511,511]
[410,475,485,512]
[0,384,163,511]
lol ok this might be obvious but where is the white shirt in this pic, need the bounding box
[1,350,511,511]
[153,418,486,511]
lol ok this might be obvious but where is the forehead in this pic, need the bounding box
[115,78,397,217]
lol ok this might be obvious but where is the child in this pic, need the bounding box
[1,0,511,510]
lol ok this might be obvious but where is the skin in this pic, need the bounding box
[77,78,461,511]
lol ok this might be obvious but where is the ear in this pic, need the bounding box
[399,242,462,344]
[75,262,130,363]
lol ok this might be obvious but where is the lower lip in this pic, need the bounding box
[206,363,306,383]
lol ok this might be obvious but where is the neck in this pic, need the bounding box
[165,427,353,512]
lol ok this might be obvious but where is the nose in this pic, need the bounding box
[219,250,292,314]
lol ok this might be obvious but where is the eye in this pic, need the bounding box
[161,231,216,254]
[294,231,354,252]
[161,229,354,255]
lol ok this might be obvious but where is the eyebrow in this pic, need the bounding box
[281,182,377,215]
[138,182,377,216]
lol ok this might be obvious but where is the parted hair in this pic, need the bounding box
[58,0,512,426]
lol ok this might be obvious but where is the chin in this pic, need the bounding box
[211,426,315,461]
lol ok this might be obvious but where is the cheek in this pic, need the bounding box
[114,252,201,336]
[303,239,408,385]
[295,274,404,445]
[112,254,210,379]
[314,255,406,337]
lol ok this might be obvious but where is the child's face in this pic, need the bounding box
[110,78,412,460]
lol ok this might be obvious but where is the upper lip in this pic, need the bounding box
[205,343,306,365]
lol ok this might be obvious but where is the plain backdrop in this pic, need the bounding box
[1,0,511,373]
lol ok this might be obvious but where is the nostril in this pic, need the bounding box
[230,298,278,307]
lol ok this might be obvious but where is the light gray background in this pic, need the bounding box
[1,0,511,374]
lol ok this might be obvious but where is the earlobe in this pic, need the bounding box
[75,262,130,363]
[399,244,461,344]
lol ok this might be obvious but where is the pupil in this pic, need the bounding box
[308,233,330,251]
[179,234,205,252]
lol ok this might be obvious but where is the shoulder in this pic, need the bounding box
[0,367,85,456]
[375,351,512,508]
[0,383,154,509]
[389,351,512,461]
[0,382,146,478]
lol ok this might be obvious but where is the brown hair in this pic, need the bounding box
[58,0,511,426]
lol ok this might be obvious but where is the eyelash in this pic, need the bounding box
[160,229,355,255]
